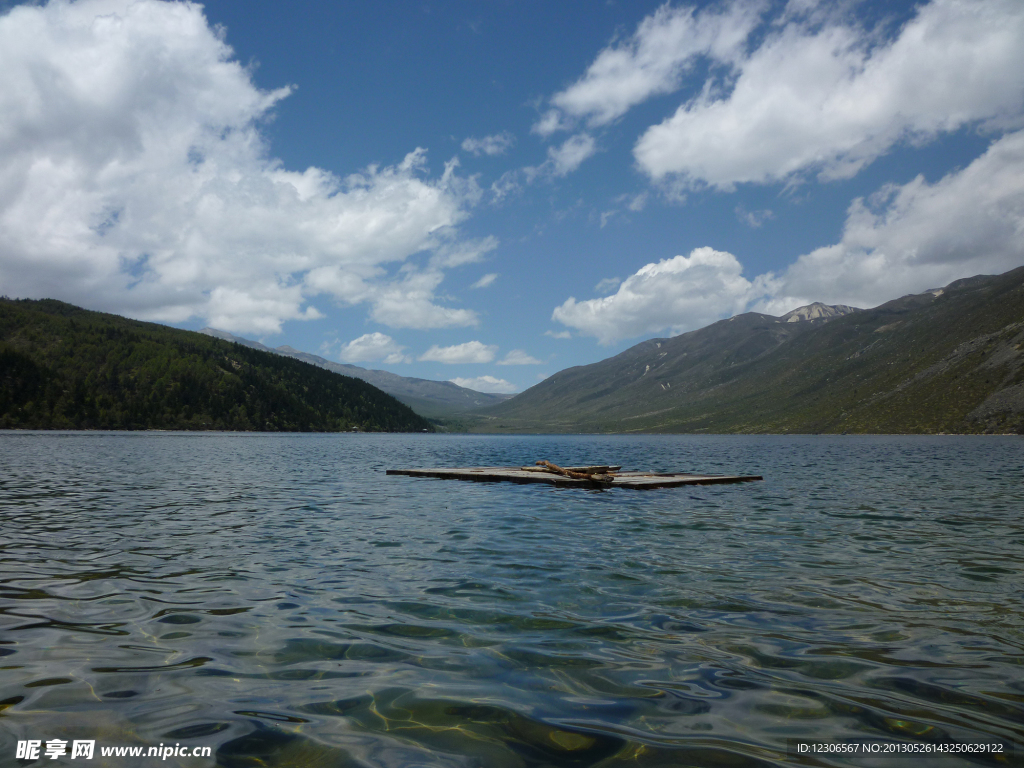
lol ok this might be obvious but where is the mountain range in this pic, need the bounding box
[199,328,510,420]
[5,267,1022,435]
[471,268,1024,434]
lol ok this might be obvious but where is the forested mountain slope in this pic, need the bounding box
[0,299,433,432]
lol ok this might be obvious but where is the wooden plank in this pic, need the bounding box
[385,466,763,489]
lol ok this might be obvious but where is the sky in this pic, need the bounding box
[1,0,1023,394]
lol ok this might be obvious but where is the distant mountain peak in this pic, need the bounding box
[780,302,861,323]
[199,327,509,419]
[199,327,236,341]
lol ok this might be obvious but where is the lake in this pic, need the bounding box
[1,432,1022,767]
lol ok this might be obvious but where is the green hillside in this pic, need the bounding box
[474,267,1024,435]
[0,298,433,432]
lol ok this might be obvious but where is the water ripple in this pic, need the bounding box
[1,432,1022,766]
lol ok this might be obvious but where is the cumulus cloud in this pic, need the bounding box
[553,247,766,344]
[470,273,498,289]
[0,0,484,334]
[556,130,1024,342]
[537,0,1024,188]
[758,129,1024,314]
[418,340,497,364]
[449,375,518,394]
[368,273,479,329]
[497,349,542,365]
[536,2,763,133]
[334,332,409,364]
[461,132,515,156]
[635,0,1024,186]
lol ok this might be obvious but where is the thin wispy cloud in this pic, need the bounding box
[450,375,518,394]
[497,349,542,365]
[735,207,774,228]
[419,341,497,364]
[470,273,498,289]
[461,132,515,157]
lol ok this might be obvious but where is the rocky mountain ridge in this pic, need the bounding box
[780,302,861,322]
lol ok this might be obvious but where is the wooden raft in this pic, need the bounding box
[386,462,763,490]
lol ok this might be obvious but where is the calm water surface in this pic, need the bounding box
[1,433,1022,767]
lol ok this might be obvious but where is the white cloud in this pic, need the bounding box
[547,134,597,177]
[0,0,484,334]
[552,247,765,344]
[486,133,597,194]
[758,129,1024,313]
[418,340,497,364]
[334,332,409,365]
[556,129,1024,338]
[532,109,573,138]
[537,2,763,133]
[497,349,542,365]
[626,193,649,212]
[369,272,479,329]
[429,235,498,269]
[599,193,648,228]
[545,330,571,339]
[594,277,621,294]
[204,286,323,335]
[449,375,518,394]
[635,0,1024,187]
[489,171,522,202]
[461,132,515,156]
[306,262,479,330]
[490,133,599,191]
[735,206,774,228]
[470,273,498,289]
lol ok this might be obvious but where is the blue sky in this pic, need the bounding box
[1,0,1023,393]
